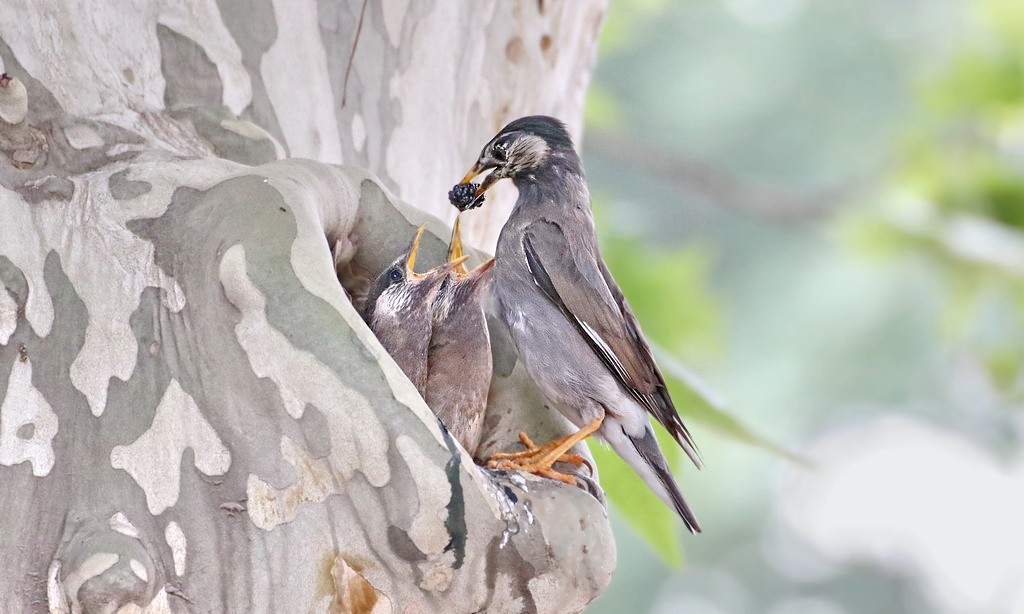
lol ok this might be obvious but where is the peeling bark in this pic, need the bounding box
[0,1,611,612]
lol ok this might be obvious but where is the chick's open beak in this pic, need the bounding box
[466,257,495,289]
[404,224,470,284]
[448,215,470,278]
[421,255,469,288]
[404,224,427,279]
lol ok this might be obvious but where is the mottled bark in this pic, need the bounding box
[0,1,611,613]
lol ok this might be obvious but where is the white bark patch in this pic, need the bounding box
[0,1,165,117]
[261,0,344,163]
[109,512,141,538]
[246,436,337,531]
[122,159,245,219]
[18,173,188,417]
[0,282,16,345]
[219,118,286,160]
[110,379,231,515]
[219,245,391,487]
[528,573,562,614]
[351,114,367,152]
[260,168,446,444]
[63,124,104,149]
[395,435,451,555]
[381,0,410,45]
[491,572,525,613]
[0,358,58,477]
[382,1,482,228]
[47,561,69,614]
[62,552,119,611]
[114,588,173,614]
[157,1,252,115]
[0,73,28,124]
[164,521,187,576]
[4,165,207,418]
[417,551,455,592]
[129,559,148,582]
[0,187,54,338]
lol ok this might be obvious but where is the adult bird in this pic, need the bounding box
[363,225,465,396]
[454,116,702,532]
[425,216,495,457]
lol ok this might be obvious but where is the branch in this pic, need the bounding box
[584,129,867,221]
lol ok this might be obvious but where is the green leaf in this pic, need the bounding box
[599,234,721,359]
[590,221,803,563]
[651,346,808,466]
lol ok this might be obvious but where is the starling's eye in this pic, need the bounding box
[493,142,508,162]
[388,268,403,283]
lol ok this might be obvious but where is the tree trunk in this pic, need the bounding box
[0,1,612,613]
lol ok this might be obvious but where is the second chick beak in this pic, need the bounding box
[448,215,471,278]
[404,224,469,283]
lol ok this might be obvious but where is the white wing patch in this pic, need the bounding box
[577,319,632,385]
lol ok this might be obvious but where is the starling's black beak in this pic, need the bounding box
[457,161,501,208]
[473,170,500,198]
[459,162,484,185]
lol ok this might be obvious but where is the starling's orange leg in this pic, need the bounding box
[487,416,604,485]
[487,431,594,477]
[517,432,594,475]
[487,431,588,466]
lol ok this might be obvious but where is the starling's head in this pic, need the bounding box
[363,225,466,325]
[455,115,576,208]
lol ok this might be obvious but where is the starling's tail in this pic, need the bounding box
[602,417,702,534]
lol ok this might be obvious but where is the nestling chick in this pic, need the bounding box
[425,216,495,457]
[363,225,465,395]
[454,115,703,533]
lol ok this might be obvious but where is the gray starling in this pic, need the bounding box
[425,215,495,457]
[455,115,702,533]
[364,225,466,396]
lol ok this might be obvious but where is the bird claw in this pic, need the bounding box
[486,429,596,484]
[489,458,579,485]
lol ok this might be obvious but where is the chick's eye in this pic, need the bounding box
[493,142,508,162]
[388,268,403,282]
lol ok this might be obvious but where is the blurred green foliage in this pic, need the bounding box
[592,231,713,566]
[590,229,714,565]
[848,0,1024,396]
[900,0,1024,228]
[583,0,1019,611]
[584,0,1024,582]
[591,218,799,564]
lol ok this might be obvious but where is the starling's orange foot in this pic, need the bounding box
[485,417,603,484]
[489,457,579,485]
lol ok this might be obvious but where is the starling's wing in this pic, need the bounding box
[522,221,702,468]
